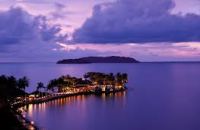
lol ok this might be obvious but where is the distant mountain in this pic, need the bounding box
[57,56,139,64]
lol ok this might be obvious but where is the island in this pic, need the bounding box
[57,56,139,64]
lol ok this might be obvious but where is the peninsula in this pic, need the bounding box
[57,56,139,64]
[0,72,128,129]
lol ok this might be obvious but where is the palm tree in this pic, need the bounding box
[0,75,11,100]
[122,73,128,84]
[37,82,45,97]
[18,76,29,92]
[107,73,115,89]
[84,74,89,80]
[47,79,58,92]
[116,73,122,85]
[17,76,29,102]
[7,76,18,89]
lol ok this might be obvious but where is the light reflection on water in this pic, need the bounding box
[25,92,127,129]
[26,91,126,113]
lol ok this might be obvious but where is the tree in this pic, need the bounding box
[0,75,26,104]
[17,76,29,91]
[0,75,10,100]
[7,76,18,89]
[108,73,115,86]
[115,73,122,85]
[122,73,128,84]
[36,82,45,97]
[17,76,29,101]
[84,74,89,80]
[47,79,58,92]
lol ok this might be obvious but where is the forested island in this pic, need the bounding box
[57,56,139,64]
[0,72,128,130]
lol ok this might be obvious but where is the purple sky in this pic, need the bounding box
[0,0,200,62]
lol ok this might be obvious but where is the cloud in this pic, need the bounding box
[73,0,200,43]
[50,2,74,20]
[0,7,64,45]
[0,7,68,61]
[54,2,66,9]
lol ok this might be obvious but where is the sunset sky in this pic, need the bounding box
[0,0,200,62]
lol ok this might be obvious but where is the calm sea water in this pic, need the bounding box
[0,63,200,130]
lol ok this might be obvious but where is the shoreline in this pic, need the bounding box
[15,111,39,130]
[13,88,126,130]
[0,102,36,130]
[14,88,127,108]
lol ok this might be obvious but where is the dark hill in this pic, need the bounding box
[57,56,139,64]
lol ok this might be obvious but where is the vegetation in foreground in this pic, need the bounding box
[0,75,29,130]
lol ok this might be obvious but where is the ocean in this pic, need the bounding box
[0,62,200,130]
